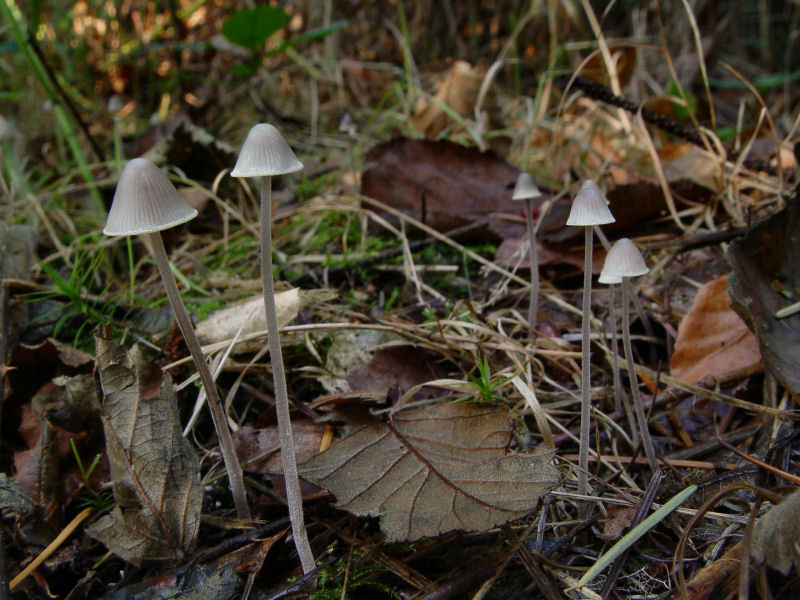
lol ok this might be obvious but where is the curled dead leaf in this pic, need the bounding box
[87,337,202,565]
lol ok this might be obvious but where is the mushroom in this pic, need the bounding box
[597,265,638,447]
[600,238,658,472]
[104,157,251,519]
[231,123,314,574]
[511,173,542,329]
[566,179,615,499]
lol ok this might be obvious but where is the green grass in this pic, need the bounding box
[302,550,400,600]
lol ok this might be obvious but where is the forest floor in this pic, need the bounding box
[1,1,800,599]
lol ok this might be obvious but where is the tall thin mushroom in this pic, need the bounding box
[511,172,542,329]
[104,157,251,519]
[231,123,315,574]
[597,266,638,447]
[566,179,615,500]
[600,238,658,472]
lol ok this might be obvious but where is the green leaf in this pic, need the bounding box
[667,80,696,122]
[267,19,348,56]
[221,5,289,51]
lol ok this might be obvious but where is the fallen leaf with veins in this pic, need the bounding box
[299,402,559,542]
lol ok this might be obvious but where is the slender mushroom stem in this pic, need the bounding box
[259,177,316,574]
[578,225,592,500]
[525,197,538,329]
[621,277,659,472]
[608,285,638,446]
[145,231,251,519]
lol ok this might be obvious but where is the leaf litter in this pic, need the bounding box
[1,3,800,599]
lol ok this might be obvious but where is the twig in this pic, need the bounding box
[10,507,93,590]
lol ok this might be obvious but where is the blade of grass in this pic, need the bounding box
[575,484,697,588]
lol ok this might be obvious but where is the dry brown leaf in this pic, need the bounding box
[670,275,761,383]
[751,488,800,575]
[599,505,636,541]
[411,61,485,138]
[360,137,524,240]
[233,421,326,475]
[299,402,559,542]
[87,337,202,565]
[664,146,723,192]
[581,45,637,88]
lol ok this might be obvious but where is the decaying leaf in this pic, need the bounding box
[0,472,35,515]
[299,402,559,542]
[233,421,326,475]
[87,337,202,565]
[13,373,102,525]
[728,197,800,396]
[664,146,723,192]
[319,329,404,394]
[670,274,761,383]
[99,557,242,600]
[751,488,800,575]
[360,137,526,240]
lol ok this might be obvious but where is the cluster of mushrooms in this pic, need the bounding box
[513,175,655,500]
[103,123,654,573]
[103,124,314,573]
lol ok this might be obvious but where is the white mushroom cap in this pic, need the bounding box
[566,179,615,226]
[231,123,303,177]
[103,158,197,236]
[512,172,542,201]
[599,238,649,283]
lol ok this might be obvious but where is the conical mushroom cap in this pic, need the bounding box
[103,158,197,236]
[512,172,542,201]
[599,238,649,283]
[231,123,303,177]
[566,179,615,226]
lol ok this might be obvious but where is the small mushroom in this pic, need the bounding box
[600,238,658,472]
[231,123,314,574]
[104,157,251,519]
[566,179,615,499]
[511,173,542,329]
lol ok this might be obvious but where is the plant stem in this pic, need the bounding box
[621,277,659,472]
[146,232,251,520]
[578,226,592,500]
[260,176,316,574]
[525,197,538,330]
